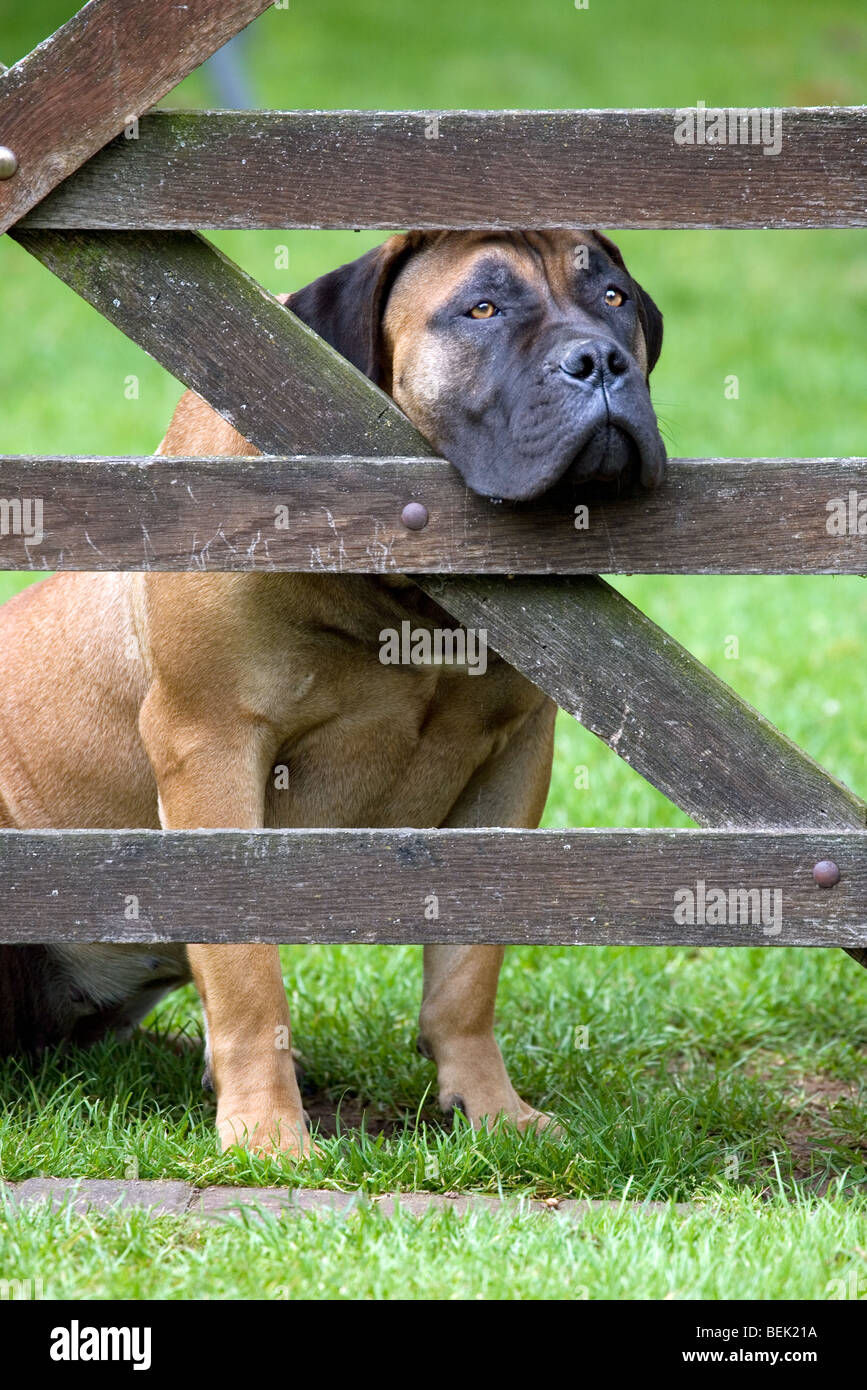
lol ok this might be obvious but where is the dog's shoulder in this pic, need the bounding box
[155,390,259,459]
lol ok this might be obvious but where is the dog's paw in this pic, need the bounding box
[430,1036,563,1138]
[217,1108,319,1160]
[440,1090,561,1138]
[489,1103,564,1140]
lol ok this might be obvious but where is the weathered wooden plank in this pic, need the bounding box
[420,574,867,834]
[11,230,430,458]
[0,829,863,944]
[18,108,867,230]
[0,0,272,235]
[0,455,865,574]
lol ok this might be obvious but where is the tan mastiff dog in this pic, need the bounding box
[0,230,664,1157]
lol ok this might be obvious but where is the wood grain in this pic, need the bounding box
[0,0,272,235]
[0,455,865,574]
[19,108,867,230]
[0,829,863,944]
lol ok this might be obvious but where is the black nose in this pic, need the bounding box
[559,339,628,384]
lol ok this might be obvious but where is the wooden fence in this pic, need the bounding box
[0,0,864,960]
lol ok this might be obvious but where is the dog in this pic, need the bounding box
[0,230,664,1156]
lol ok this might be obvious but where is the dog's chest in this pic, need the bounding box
[261,580,543,828]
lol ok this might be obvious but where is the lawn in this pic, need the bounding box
[0,0,865,1300]
[3,1190,866,1301]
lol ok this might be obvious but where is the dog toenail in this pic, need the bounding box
[442,1093,466,1123]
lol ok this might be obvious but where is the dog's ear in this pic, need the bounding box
[591,230,664,376]
[633,283,663,375]
[281,233,422,387]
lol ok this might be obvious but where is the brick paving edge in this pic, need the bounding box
[0,1178,694,1219]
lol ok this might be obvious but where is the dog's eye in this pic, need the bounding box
[468,301,498,319]
[604,287,625,307]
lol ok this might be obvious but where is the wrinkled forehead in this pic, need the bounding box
[384,230,614,333]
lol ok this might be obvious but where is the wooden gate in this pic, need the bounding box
[0,0,865,961]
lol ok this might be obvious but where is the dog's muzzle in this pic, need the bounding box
[555,335,666,490]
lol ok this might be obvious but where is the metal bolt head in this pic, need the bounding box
[812,859,840,888]
[400,501,429,531]
[0,146,18,179]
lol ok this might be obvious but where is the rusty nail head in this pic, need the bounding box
[401,501,429,530]
[812,859,840,888]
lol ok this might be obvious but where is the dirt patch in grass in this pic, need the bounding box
[662,1050,866,1191]
[302,1088,410,1139]
[779,1073,865,1185]
[747,1056,867,1189]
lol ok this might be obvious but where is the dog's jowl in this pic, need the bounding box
[0,230,664,1156]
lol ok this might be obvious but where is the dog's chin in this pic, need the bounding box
[543,418,666,500]
[450,420,665,503]
[565,423,640,486]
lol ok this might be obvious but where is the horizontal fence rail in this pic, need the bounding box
[0,455,865,574]
[17,108,867,230]
[0,829,864,944]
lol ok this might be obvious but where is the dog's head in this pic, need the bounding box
[286,229,665,501]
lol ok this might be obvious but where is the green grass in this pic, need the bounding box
[0,0,865,1300]
[2,1190,866,1300]
[1,943,865,1200]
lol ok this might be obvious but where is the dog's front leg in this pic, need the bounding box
[418,699,559,1135]
[419,944,550,1131]
[188,942,311,1157]
[140,691,311,1158]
